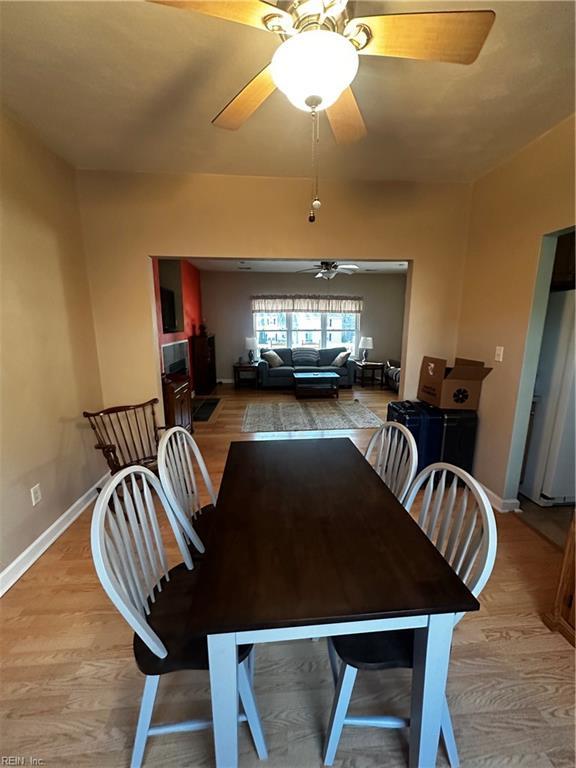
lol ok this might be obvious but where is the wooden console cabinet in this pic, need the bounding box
[543,517,575,646]
[162,376,193,433]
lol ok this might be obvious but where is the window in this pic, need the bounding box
[292,312,322,348]
[254,311,288,348]
[253,311,359,352]
[326,312,357,352]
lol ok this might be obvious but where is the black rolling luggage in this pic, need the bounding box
[387,401,477,473]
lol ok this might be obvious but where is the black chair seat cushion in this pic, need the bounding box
[190,503,216,552]
[332,629,415,671]
[134,563,252,676]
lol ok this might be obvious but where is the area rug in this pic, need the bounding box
[192,398,220,422]
[242,400,383,433]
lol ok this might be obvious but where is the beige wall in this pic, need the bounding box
[200,270,407,380]
[76,172,471,405]
[2,107,571,562]
[457,115,575,500]
[0,111,104,568]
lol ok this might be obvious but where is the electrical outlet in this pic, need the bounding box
[30,484,42,506]
[495,346,504,362]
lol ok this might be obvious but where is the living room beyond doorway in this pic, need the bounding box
[152,257,409,430]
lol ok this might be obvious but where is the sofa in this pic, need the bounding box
[258,347,355,388]
[384,359,401,392]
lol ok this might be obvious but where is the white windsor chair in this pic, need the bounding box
[324,462,497,767]
[90,465,267,768]
[157,426,217,555]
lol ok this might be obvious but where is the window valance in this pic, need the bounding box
[251,295,363,313]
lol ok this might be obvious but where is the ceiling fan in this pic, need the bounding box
[150,0,495,144]
[298,261,359,279]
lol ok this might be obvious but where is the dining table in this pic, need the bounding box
[190,437,479,767]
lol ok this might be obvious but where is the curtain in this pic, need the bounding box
[251,295,363,313]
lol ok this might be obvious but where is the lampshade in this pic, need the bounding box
[270,30,359,112]
[359,337,373,349]
[245,337,258,350]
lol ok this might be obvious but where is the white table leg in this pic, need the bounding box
[409,613,454,768]
[208,633,239,768]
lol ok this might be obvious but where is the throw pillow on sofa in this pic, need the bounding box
[331,351,351,367]
[292,348,320,366]
[262,350,284,368]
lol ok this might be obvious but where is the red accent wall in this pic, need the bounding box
[152,258,202,386]
[181,260,202,337]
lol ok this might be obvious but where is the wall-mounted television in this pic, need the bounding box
[158,259,184,333]
[162,340,190,377]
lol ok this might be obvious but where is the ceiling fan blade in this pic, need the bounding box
[338,264,359,270]
[213,64,276,130]
[149,1,283,32]
[348,10,495,65]
[336,269,355,275]
[326,87,367,144]
[315,272,325,279]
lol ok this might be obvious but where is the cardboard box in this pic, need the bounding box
[417,356,492,411]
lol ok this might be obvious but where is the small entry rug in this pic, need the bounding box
[242,400,383,433]
[192,398,220,422]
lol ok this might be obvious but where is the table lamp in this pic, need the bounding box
[359,337,373,362]
[245,337,258,363]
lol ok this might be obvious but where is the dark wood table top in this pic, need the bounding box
[190,438,479,635]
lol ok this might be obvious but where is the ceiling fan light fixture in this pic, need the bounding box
[270,30,359,112]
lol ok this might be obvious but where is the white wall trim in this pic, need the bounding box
[0,472,109,598]
[482,484,520,513]
[219,378,234,384]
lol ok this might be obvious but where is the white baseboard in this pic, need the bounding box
[0,472,109,598]
[218,379,233,384]
[482,485,520,513]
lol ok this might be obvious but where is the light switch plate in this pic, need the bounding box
[495,346,504,362]
[30,484,42,506]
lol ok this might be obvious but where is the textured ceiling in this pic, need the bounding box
[0,1,574,181]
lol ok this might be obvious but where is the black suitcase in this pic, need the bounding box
[387,401,477,473]
[439,408,477,473]
[387,400,443,472]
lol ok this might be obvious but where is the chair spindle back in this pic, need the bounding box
[158,427,217,553]
[83,399,162,474]
[90,466,193,658]
[365,421,418,502]
[403,462,497,623]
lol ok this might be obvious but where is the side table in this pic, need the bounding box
[233,361,259,388]
[354,360,385,388]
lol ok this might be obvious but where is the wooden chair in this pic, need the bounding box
[83,399,163,475]
[157,427,217,555]
[364,421,418,503]
[90,465,267,768]
[323,463,497,767]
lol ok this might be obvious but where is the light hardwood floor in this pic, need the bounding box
[1,385,574,768]
[516,495,574,550]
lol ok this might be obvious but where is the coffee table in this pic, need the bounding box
[293,371,339,399]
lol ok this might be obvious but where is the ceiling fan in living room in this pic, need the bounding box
[298,260,359,279]
[150,0,495,143]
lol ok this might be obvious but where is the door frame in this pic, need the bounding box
[504,227,574,502]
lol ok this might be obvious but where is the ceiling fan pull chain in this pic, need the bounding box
[308,108,322,223]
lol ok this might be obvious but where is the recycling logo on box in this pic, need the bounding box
[453,388,469,404]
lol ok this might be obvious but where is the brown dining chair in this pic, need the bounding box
[83,398,165,475]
